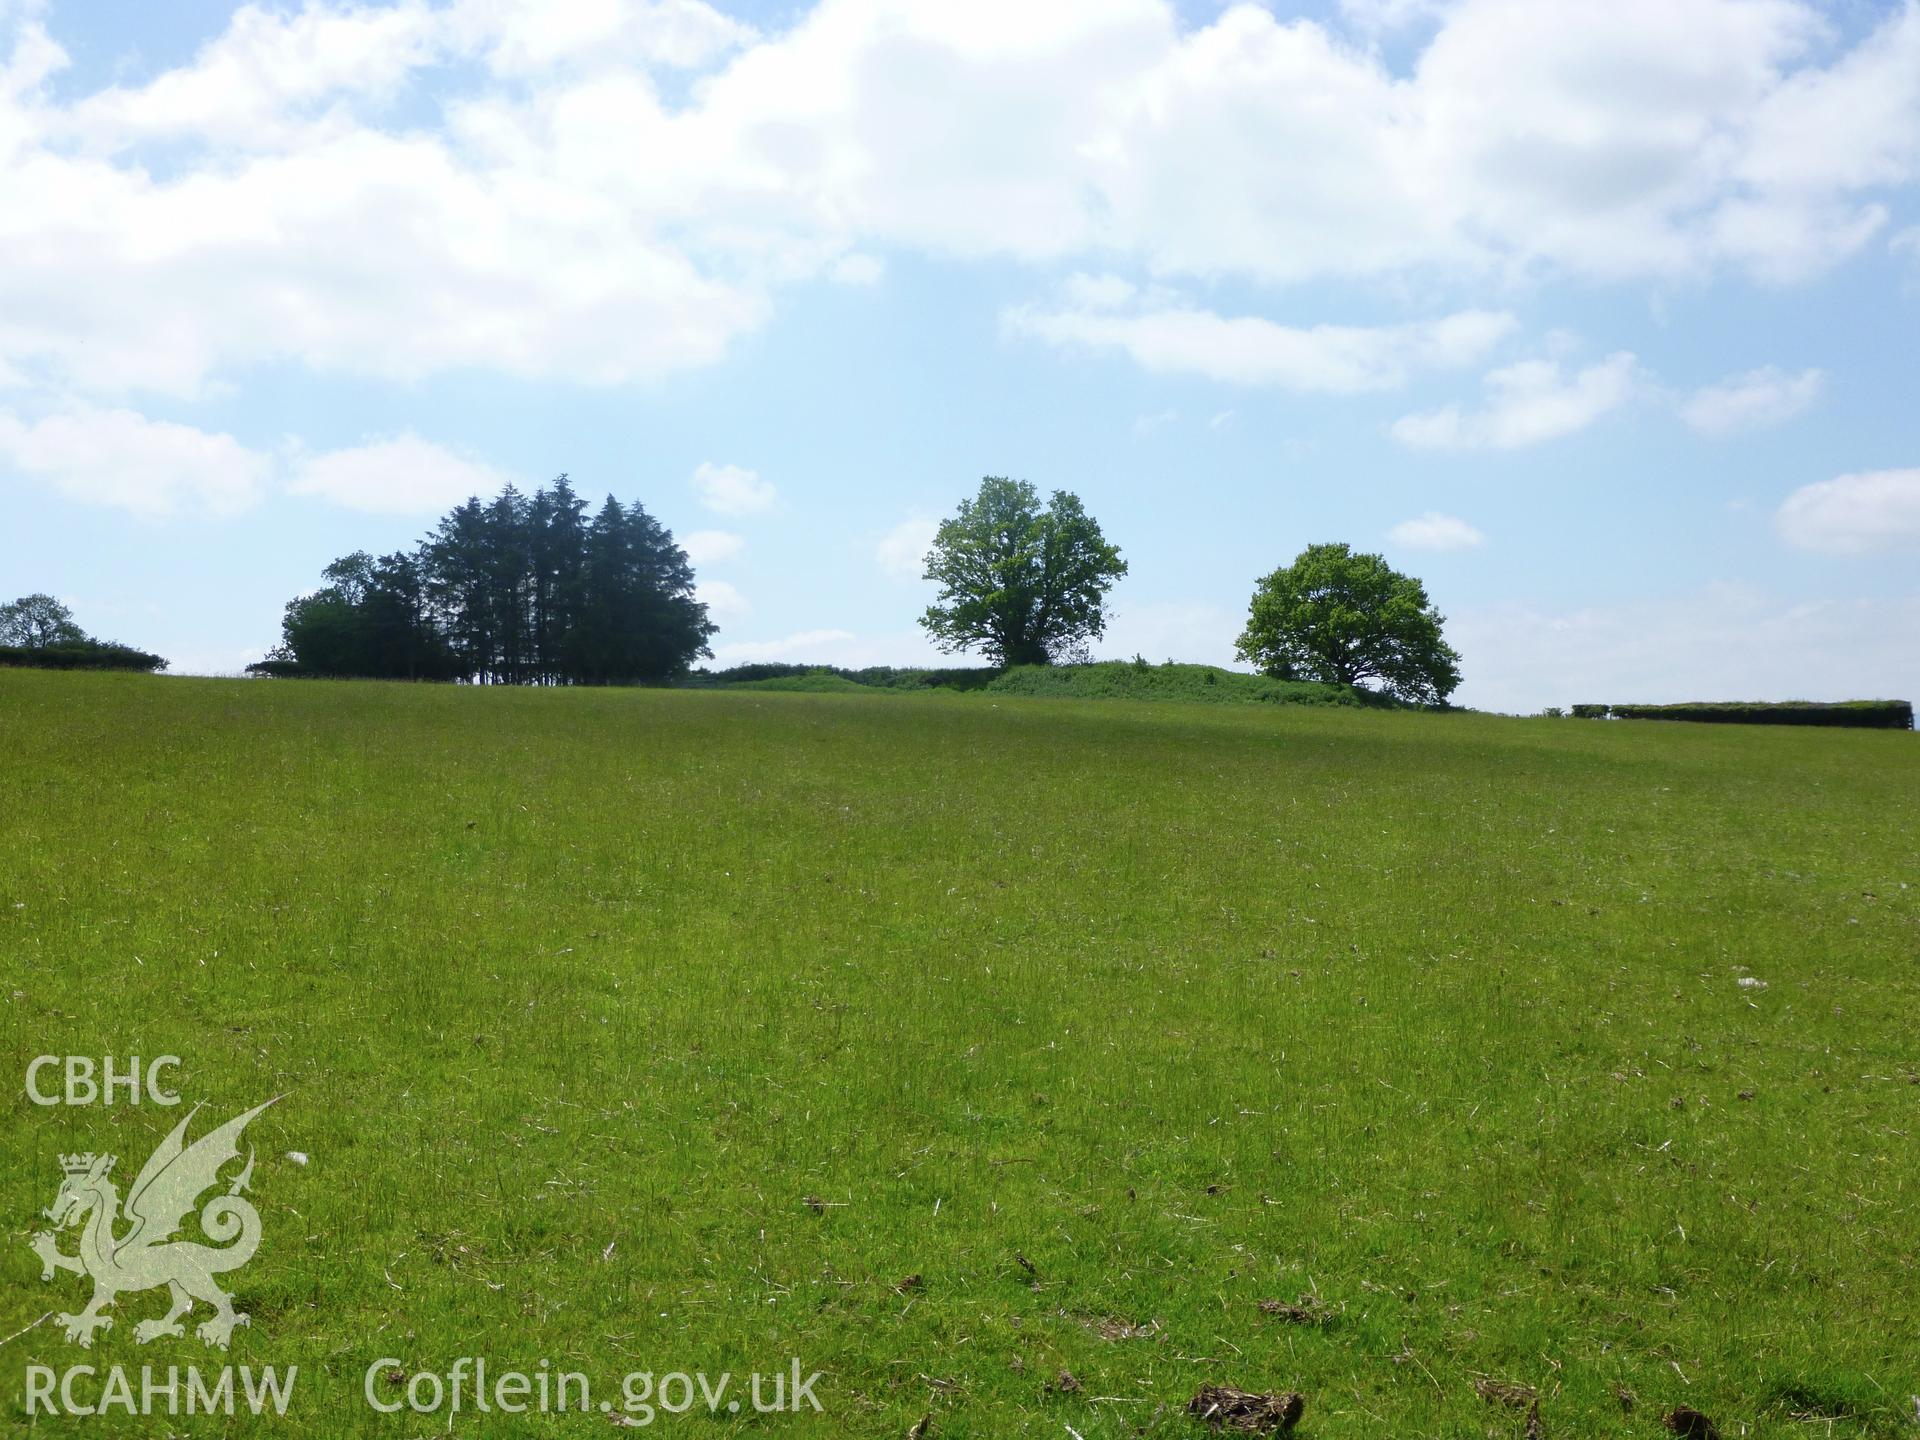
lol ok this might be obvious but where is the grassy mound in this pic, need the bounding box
[697,659,1399,708]
[724,670,873,693]
[982,660,1388,706]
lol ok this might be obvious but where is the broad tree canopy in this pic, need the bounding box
[920,477,1126,667]
[1236,542,1462,705]
[0,593,86,648]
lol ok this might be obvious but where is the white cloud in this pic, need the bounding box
[1338,0,1448,34]
[1392,352,1640,450]
[829,253,885,286]
[286,432,508,513]
[692,461,775,516]
[1099,0,1918,285]
[1389,511,1487,550]
[1007,300,1516,393]
[1733,3,1920,196]
[876,516,937,579]
[0,6,769,396]
[1452,584,1920,714]
[1132,408,1178,435]
[1062,272,1138,310]
[1681,365,1824,436]
[0,131,769,394]
[0,404,267,516]
[696,578,751,623]
[1775,469,1920,553]
[1893,225,1920,283]
[63,2,444,150]
[2,0,1914,401]
[447,0,756,76]
[681,528,745,565]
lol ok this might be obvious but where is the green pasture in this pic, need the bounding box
[1,670,1914,1436]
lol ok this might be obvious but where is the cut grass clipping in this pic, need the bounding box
[1,670,1916,1436]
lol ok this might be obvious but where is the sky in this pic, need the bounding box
[1,0,1917,713]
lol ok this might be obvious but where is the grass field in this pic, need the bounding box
[2,670,1916,1437]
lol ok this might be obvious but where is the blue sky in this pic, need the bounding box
[1,0,1917,712]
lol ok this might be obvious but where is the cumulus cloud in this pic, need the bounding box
[829,253,885,286]
[681,529,745,565]
[1338,0,1448,34]
[286,432,509,513]
[1392,353,1640,450]
[1062,272,1139,310]
[692,461,775,516]
[0,4,767,397]
[1006,300,1516,393]
[2,0,1916,399]
[1891,225,1920,283]
[1388,512,1487,550]
[62,2,445,149]
[876,516,937,579]
[695,578,751,623]
[446,0,756,75]
[1775,469,1920,553]
[0,405,268,516]
[1681,366,1824,436]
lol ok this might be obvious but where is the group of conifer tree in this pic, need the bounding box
[255,476,714,684]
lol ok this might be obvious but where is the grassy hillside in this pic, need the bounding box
[1,671,1915,1437]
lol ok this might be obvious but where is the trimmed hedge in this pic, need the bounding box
[1595,700,1912,730]
[0,642,167,673]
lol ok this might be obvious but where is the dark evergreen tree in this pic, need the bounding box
[425,498,493,681]
[257,479,713,683]
[482,485,532,684]
[528,475,588,684]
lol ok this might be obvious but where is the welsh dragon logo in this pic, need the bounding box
[30,1099,278,1349]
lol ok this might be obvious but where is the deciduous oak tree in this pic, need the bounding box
[0,593,86,648]
[920,477,1126,667]
[1236,543,1462,705]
